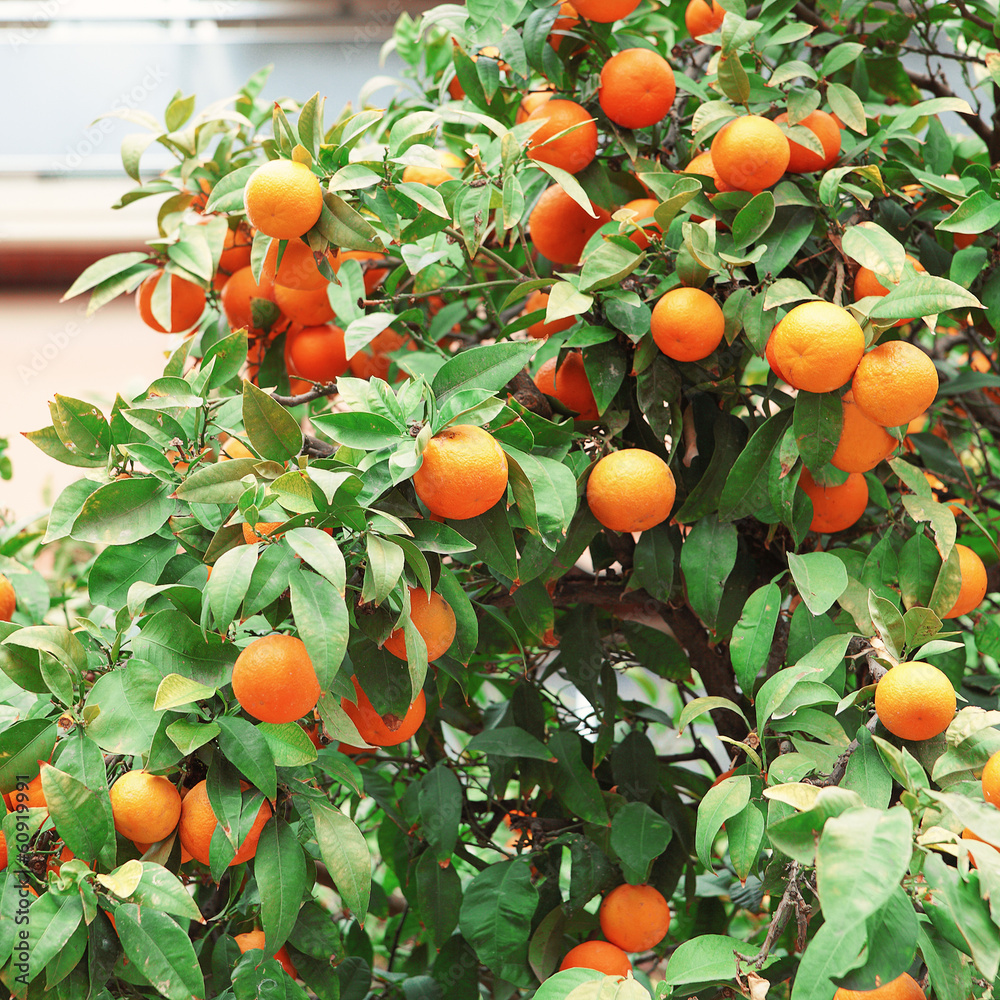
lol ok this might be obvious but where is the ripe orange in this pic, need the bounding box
[534,352,600,421]
[685,0,725,36]
[526,99,599,174]
[261,239,333,291]
[231,634,321,724]
[284,323,349,393]
[851,341,939,427]
[798,467,868,533]
[981,748,1000,805]
[834,973,926,1000]
[178,779,272,866]
[711,116,790,192]
[874,661,956,740]
[109,771,183,843]
[559,941,632,977]
[764,331,791,383]
[830,390,898,473]
[383,587,457,662]
[651,287,725,362]
[588,449,676,533]
[571,0,640,20]
[767,301,865,393]
[234,929,298,979]
[244,160,324,240]
[242,521,283,543]
[218,225,253,281]
[412,424,509,520]
[330,250,390,295]
[774,110,841,173]
[342,676,427,747]
[0,576,14,622]
[220,265,277,335]
[529,186,611,267]
[943,543,988,618]
[136,270,206,334]
[599,884,671,952]
[348,327,415,381]
[618,198,661,250]
[598,49,676,129]
[274,283,335,326]
[853,255,927,327]
[517,90,555,125]
[524,290,576,339]
[683,150,735,194]
[22,771,46,811]
[401,151,465,187]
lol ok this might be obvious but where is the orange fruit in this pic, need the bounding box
[598,49,676,129]
[22,771,46,811]
[244,159,324,240]
[342,676,426,747]
[571,0,640,20]
[711,116,790,192]
[767,301,865,393]
[412,424,509,520]
[218,225,253,280]
[523,290,576,339]
[178,779,272,867]
[559,940,632,977]
[683,150,735,194]
[853,255,927,327]
[348,327,415,381]
[619,198,661,250]
[874,661,956,740]
[981,748,1000,805]
[383,587,457,662]
[261,239,334,291]
[830,390,898,473]
[220,265,278,335]
[548,2,582,52]
[534,352,600,421]
[851,341,939,427]
[526,99,599,174]
[529,186,611,267]
[109,770,183,843]
[242,521,283,543]
[234,929,298,979]
[833,974,926,1000]
[943,543,988,618]
[274,283,335,326]
[651,286,726,362]
[330,250,390,295]
[599,884,671,952]
[517,90,555,125]
[284,323,349,392]
[0,576,14,622]
[764,331,791,383]
[774,110,841,172]
[588,449,676,533]
[231,634,321,724]
[685,0,725,36]
[401,151,465,187]
[136,270,206,334]
[798,467,868,533]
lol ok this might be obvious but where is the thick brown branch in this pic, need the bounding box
[506,370,553,418]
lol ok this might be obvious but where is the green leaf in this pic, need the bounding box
[415,851,462,949]
[311,411,404,450]
[215,716,277,801]
[790,918,866,1000]
[204,163,258,213]
[869,274,982,322]
[288,567,349,691]
[547,730,609,825]
[0,720,57,793]
[257,818,307,955]
[419,764,462,860]
[578,241,643,293]
[51,394,111,460]
[284,527,346,595]
[728,801,765,882]
[662,934,756,986]
[175,458,263,503]
[84,662,163,755]
[937,190,1000,234]
[459,859,538,987]
[24,424,106,468]
[787,551,848,615]
[62,252,152,301]
[718,410,793,521]
[317,192,383,251]
[114,903,206,1000]
[89,535,176,609]
[841,222,905,277]
[730,583,781,696]
[242,379,304,461]
[676,696,748,732]
[609,801,673,884]
[41,764,114,865]
[257,722,317,766]
[732,192,775,251]
[432,341,539,400]
[466,727,553,761]
[504,447,578,548]
[680,515,738,631]
[311,800,372,921]
[206,541,258,632]
[71,478,175,545]
[841,727,891,809]
[696,776,751,871]
[794,392,842,472]
[25,891,83,983]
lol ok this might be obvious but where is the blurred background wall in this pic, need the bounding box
[0,0,431,520]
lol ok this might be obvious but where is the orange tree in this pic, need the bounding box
[3,0,1000,997]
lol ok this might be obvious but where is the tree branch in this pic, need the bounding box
[506,370,553,418]
[271,383,340,407]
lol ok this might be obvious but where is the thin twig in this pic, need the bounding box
[271,383,339,406]
[444,228,526,279]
